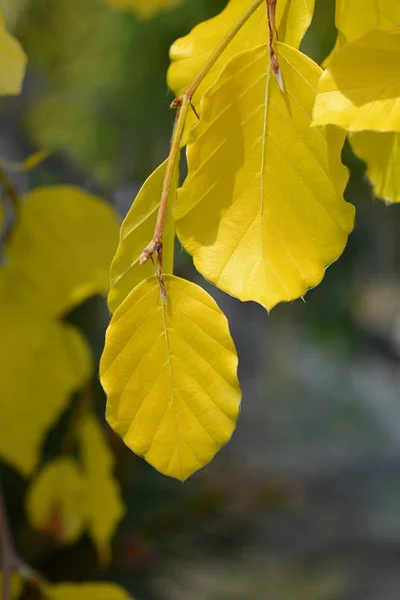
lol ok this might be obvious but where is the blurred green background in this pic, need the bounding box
[1,0,400,599]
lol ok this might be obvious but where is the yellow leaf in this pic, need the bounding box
[175,43,354,310]
[0,12,26,95]
[77,411,125,565]
[0,291,91,475]
[0,573,22,600]
[108,160,176,314]
[168,0,315,137]
[5,186,119,317]
[350,131,400,203]
[26,458,87,544]
[335,0,400,43]
[49,582,133,600]
[0,150,51,173]
[102,0,183,18]
[101,275,241,481]
[313,28,400,133]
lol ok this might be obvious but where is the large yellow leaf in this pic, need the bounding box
[101,275,241,481]
[168,0,315,136]
[0,291,91,475]
[335,0,400,42]
[175,43,354,310]
[108,160,176,314]
[349,131,400,203]
[26,458,87,544]
[102,0,183,18]
[4,186,119,318]
[313,28,400,133]
[77,411,125,564]
[0,12,26,95]
[49,582,133,600]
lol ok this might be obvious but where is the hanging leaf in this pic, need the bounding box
[0,290,91,475]
[26,459,87,544]
[313,28,400,133]
[0,11,26,95]
[108,160,176,314]
[102,0,183,18]
[349,131,400,203]
[4,186,119,318]
[101,275,241,481]
[168,0,315,136]
[77,411,125,565]
[49,582,133,600]
[175,43,354,310]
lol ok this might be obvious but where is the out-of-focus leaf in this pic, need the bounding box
[101,275,241,481]
[108,160,176,314]
[77,411,125,565]
[26,458,87,544]
[0,290,91,475]
[49,582,133,600]
[102,0,184,19]
[313,28,400,133]
[0,11,26,95]
[0,572,22,600]
[1,150,51,172]
[4,186,119,317]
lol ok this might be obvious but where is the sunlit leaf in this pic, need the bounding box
[0,290,91,475]
[101,275,241,481]
[4,186,119,317]
[175,43,354,310]
[350,131,400,203]
[77,411,125,564]
[0,11,26,95]
[313,28,400,133]
[108,160,176,314]
[168,0,315,136]
[26,458,87,544]
[49,582,133,600]
[335,0,400,42]
[102,0,183,18]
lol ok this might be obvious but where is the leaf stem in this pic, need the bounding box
[140,0,266,283]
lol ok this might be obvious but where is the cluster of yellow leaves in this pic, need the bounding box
[102,0,184,18]
[101,0,356,481]
[0,12,125,570]
[313,1,400,203]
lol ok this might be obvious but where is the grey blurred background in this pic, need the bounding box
[1,0,400,599]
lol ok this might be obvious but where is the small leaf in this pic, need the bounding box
[4,186,120,317]
[77,411,125,565]
[26,459,87,544]
[175,43,354,310]
[49,582,133,600]
[168,0,315,138]
[102,0,183,18]
[350,131,400,203]
[0,290,91,475]
[108,160,176,314]
[0,12,26,95]
[313,28,400,133]
[101,275,241,481]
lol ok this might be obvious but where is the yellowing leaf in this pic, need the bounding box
[49,582,133,600]
[101,275,241,481]
[108,160,176,314]
[168,0,315,136]
[77,411,125,564]
[5,186,119,317]
[0,292,91,475]
[175,43,354,310]
[26,459,87,544]
[102,0,183,18]
[0,573,22,600]
[335,0,400,42]
[0,12,26,95]
[313,28,400,133]
[350,131,400,203]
